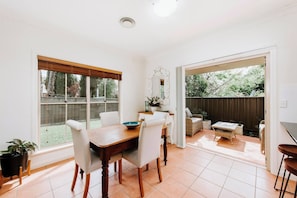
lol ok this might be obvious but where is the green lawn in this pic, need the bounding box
[40,119,101,148]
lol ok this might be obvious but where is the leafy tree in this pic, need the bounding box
[185,75,207,97]
[186,65,264,97]
[80,76,87,97]
[80,77,118,99]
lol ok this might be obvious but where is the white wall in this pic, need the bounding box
[145,7,297,174]
[0,17,146,169]
[1,6,297,173]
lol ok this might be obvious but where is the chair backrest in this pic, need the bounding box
[100,111,120,127]
[66,120,92,173]
[138,119,164,167]
[152,111,169,125]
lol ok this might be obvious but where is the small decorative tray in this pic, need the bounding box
[122,121,140,129]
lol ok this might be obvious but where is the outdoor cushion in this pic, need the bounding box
[185,107,192,117]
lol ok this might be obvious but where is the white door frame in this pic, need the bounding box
[176,46,277,171]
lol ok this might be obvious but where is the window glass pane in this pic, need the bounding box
[39,69,120,148]
[90,77,119,102]
[106,103,119,112]
[67,104,87,121]
[40,70,65,103]
[90,77,105,102]
[89,77,119,129]
[67,74,86,102]
[40,104,71,148]
[90,103,105,129]
[106,78,119,101]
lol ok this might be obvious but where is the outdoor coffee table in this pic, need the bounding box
[212,121,238,143]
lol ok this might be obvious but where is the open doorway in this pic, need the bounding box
[185,57,266,165]
[176,48,277,170]
[185,57,265,166]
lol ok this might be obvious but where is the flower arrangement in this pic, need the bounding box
[147,96,161,107]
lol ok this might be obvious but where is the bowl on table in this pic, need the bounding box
[122,121,140,129]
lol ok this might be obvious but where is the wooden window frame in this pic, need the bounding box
[38,55,122,80]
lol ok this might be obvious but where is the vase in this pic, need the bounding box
[150,106,158,112]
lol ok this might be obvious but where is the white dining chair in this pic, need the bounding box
[152,111,171,142]
[123,119,164,197]
[100,111,120,126]
[66,120,122,198]
[99,111,121,172]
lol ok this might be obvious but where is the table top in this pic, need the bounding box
[88,124,167,148]
[281,122,297,144]
[88,124,139,148]
[212,121,238,131]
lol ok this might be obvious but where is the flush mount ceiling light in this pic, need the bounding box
[152,0,178,17]
[119,17,136,28]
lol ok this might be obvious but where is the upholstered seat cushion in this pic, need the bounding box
[191,117,202,123]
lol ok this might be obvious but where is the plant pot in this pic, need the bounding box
[203,120,211,130]
[150,106,158,112]
[0,152,28,177]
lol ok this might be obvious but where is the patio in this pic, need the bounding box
[186,97,264,137]
[186,129,265,166]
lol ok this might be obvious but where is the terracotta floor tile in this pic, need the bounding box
[212,155,234,167]
[191,177,222,197]
[169,169,197,187]
[154,178,188,198]
[179,161,205,176]
[219,189,243,198]
[182,189,205,198]
[207,161,232,176]
[0,135,291,198]
[224,177,255,197]
[228,168,256,186]
[144,188,168,198]
[199,168,227,187]
[231,160,257,175]
[255,188,279,198]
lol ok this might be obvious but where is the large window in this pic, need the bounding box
[38,56,121,149]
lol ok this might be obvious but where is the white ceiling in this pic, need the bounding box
[0,0,296,58]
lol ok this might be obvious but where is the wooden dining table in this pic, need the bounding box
[88,124,167,198]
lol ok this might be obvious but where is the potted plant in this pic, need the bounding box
[0,139,37,177]
[197,109,211,129]
[147,96,161,112]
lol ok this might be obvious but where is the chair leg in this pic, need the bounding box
[83,174,90,198]
[279,169,287,197]
[281,173,291,198]
[137,168,144,197]
[146,164,149,171]
[19,166,22,185]
[114,161,117,172]
[118,159,122,184]
[274,154,285,190]
[157,158,162,182]
[71,164,79,191]
[80,168,84,179]
[294,181,297,197]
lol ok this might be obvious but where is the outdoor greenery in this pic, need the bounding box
[40,120,101,148]
[186,65,265,97]
[41,70,119,149]
[44,71,118,99]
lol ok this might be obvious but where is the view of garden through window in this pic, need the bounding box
[39,70,119,149]
[186,65,264,97]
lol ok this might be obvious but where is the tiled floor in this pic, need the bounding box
[186,130,265,166]
[0,144,295,198]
